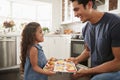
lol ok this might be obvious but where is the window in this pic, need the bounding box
[0,0,11,29]
[37,3,52,30]
[0,0,10,17]
[12,2,36,20]
[109,0,118,11]
[0,0,52,31]
[12,1,52,30]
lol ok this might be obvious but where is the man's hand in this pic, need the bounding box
[73,68,89,78]
[66,57,78,64]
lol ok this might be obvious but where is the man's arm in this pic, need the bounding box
[67,44,90,64]
[75,44,90,63]
[87,47,120,74]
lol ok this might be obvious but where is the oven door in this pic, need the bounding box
[71,40,88,66]
[71,40,84,57]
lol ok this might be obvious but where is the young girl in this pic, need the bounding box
[20,22,55,80]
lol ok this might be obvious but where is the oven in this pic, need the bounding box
[71,40,84,57]
[71,39,88,66]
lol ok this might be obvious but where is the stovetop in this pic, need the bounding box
[71,34,84,40]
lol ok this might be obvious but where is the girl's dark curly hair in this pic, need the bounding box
[20,22,40,73]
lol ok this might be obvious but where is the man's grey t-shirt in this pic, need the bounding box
[82,12,120,67]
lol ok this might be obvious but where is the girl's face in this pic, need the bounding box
[35,26,44,43]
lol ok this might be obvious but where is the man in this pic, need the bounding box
[69,0,120,80]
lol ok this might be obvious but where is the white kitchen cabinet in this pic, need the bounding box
[16,36,21,64]
[61,0,73,24]
[41,35,71,59]
[41,37,55,59]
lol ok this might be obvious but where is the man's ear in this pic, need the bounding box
[86,1,93,9]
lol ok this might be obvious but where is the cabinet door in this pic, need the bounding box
[64,36,71,58]
[16,36,21,64]
[42,36,71,59]
[54,37,65,59]
[41,37,55,59]
[62,0,73,23]
[42,36,59,59]
[40,38,49,59]
[48,37,56,59]
[53,36,71,59]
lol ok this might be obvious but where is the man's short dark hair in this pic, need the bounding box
[70,0,97,9]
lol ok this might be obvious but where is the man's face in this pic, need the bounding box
[72,1,92,23]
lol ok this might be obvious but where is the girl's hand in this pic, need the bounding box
[44,70,56,76]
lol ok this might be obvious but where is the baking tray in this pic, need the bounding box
[43,59,77,73]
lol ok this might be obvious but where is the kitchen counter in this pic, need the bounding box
[0,32,21,37]
[44,34,71,37]
[0,65,21,80]
[0,65,20,73]
[0,32,71,37]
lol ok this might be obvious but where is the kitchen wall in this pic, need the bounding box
[35,0,52,3]
[51,0,62,32]
[61,22,86,33]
